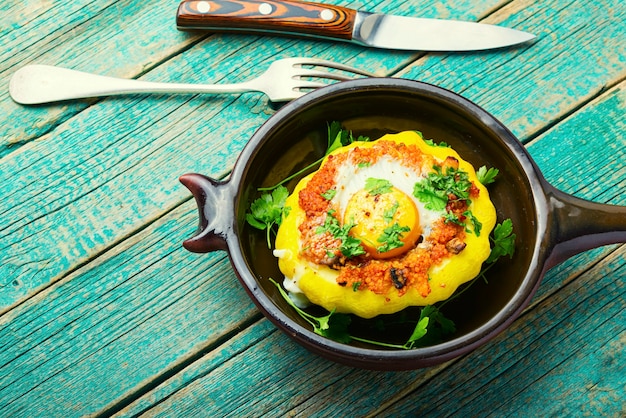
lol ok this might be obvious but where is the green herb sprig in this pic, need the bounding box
[477,166,500,185]
[316,210,366,258]
[377,222,410,253]
[413,165,483,235]
[440,218,516,307]
[245,185,290,248]
[414,165,472,211]
[247,122,367,248]
[365,178,393,195]
[486,218,516,263]
[259,121,369,192]
[271,278,455,349]
[271,278,352,343]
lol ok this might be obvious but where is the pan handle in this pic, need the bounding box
[546,185,626,268]
[179,173,235,253]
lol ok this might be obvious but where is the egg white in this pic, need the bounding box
[329,155,443,239]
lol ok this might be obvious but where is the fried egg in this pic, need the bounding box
[330,154,442,258]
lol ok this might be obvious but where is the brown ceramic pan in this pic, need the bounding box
[180,78,626,370]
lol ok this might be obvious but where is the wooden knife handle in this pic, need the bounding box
[176,0,357,41]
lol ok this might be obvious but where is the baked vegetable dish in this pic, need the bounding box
[246,124,514,348]
[273,131,496,318]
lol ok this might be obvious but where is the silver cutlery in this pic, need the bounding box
[9,57,374,105]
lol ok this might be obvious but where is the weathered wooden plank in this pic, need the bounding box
[128,325,358,417]
[0,0,523,310]
[376,246,625,417]
[3,0,474,151]
[398,0,626,141]
[0,202,262,417]
[522,82,626,303]
[111,319,281,416]
[2,0,203,155]
[0,0,624,415]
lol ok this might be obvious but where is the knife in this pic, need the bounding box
[176,0,535,51]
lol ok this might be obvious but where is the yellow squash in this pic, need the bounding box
[274,131,497,318]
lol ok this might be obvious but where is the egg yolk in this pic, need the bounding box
[344,187,421,259]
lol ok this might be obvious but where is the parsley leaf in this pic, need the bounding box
[316,211,366,258]
[327,121,370,153]
[272,278,457,349]
[440,218,517,304]
[383,200,400,223]
[321,189,336,200]
[377,223,410,253]
[270,278,352,343]
[326,130,344,155]
[463,210,482,237]
[424,139,450,148]
[414,165,485,235]
[414,165,472,212]
[405,316,430,348]
[413,180,448,211]
[320,313,352,343]
[477,166,499,185]
[365,178,393,195]
[353,305,455,349]
[245,185,290,248]
[443,211,463,226]
[408,305,457,347]
[486,218,516,263]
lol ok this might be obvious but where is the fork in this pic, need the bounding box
[9,57,375,105]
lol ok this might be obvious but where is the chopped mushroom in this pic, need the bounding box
[446,237,467,254]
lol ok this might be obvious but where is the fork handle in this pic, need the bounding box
[176,0,356,41]
[9,65,257,105]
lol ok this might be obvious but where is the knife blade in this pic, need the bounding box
[176,0,535,51]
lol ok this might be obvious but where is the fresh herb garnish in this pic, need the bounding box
[477,166,500,185]
[245,185,290,247]
[271,277,454,349]
[259,122,369,192]
[413,181,449,212]
[485,218,516,263]
[383,200,400,223]
[424,139,450,148]
[443,211,462,226]
[316,210,366,258]
[413,165,472,211]
[249,122,367,249]
[327,120,371,149]
[365,178,393,195]
[271,278,352,343]
[440,218,516,305]
[413,165,483,235]
[321,189,336,200]
[463,210,482,236]
[377,222,410,253]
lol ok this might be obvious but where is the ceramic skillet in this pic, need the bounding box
[179,78,626,370]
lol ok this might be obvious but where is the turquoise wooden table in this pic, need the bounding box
[1,0,625,416]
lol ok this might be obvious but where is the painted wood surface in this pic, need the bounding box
[1,0,624,416]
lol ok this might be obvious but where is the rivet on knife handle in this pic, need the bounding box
[176,0,357,40]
